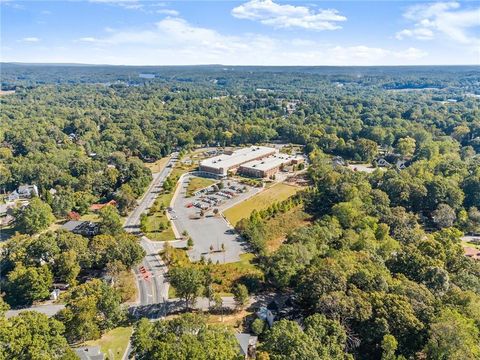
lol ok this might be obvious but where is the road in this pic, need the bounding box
[124,153,178,306]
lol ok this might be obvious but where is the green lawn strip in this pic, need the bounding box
[186,177,216,197]
[146,227,176,241]
[83,326,132,360]
[224,182,301,226]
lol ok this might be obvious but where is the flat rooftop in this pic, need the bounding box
[200,146,276,173]
[240,154,293,172]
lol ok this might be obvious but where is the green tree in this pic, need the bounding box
[232,283,249,310]
[6,263,53,306]
[15,198,55,235]
[98,205,123,236]
[424,308,480,360]
[56,279,124,343]
[169,266,205,309]
[0,311,76,360]
[396,137,416,158]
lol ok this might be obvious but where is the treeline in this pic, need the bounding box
[248,150,480,359]
[235,194,303,254]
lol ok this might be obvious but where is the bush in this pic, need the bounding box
[251,318,265,336]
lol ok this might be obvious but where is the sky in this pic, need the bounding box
[1,0,479,66]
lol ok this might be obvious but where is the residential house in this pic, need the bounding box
[62,221,99,237]
[89,200,117,212]
[74,346,105,360]
[235,333,258,360]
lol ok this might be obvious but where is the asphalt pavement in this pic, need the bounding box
[124,153,177,306]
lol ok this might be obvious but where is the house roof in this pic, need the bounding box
[62,221,84,232]
[74,346,104,360]
[464,246,480,260]
[89,200,117,211]
[235,333,257,356]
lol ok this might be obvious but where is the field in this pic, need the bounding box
[186,177,216,197]
[83,326,132,360]
[263,206,311,253]
[144,156,169,174]
[224,182,302,225]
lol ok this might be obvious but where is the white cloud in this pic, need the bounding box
[156,9,179,16]
[21,37,40,42]
[396,1,480,45]
[231,0,346,30]
[78,37,98,42]
[55,17,427,66]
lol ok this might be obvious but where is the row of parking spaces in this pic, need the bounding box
[186,183,249,211]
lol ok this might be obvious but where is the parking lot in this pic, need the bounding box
[169,174,262,263]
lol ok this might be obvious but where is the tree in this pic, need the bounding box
[5,263,53,306]
[131,314,239,360]
[396,137,416,158]
[15,198,55,235]
[233,283,249,310]
[424,308,480,360]
[169,266,204,309]
[98,205,123,235]
[261,319,318,360]
[432,204,456,229]
[381,334,399,360]
[54,250,81,286]
[0,311,76,360]
[251,318,265,336]
[187,237,194,249]
[56,279,124,343]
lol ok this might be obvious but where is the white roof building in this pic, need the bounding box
[199,146,276,177]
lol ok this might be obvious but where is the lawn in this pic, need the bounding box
[83,326,132,360]
[144,156,169,174]
[462,240,480,250]
[224,182,302,225]
[186,177,216,197]
[143,191,177,241]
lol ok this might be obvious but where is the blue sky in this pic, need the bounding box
[1,0,479,65]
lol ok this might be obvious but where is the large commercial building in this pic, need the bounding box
[199,146,276,178]
[239,154,304,178]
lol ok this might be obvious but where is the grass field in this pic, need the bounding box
[462,240,480,250]
[263,206,311,253]
[186,177,216,197]
[144,157,169,174]
[144,191,177,241]
[224,182,302,225]
[83,326,132,360]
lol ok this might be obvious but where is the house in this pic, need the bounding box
[74,346,105,360]
[257,307,275,328]
[89,200,117,212]
[7,184,39,201]
[235,333,257,360]
[62,221,99,237]
[332,156,345,167]
[376,158,390,167]
[67,211,81,221]
[50,289,60,301]
[18,184,39,198]
[396,160,408,170]
[464,247,480,260]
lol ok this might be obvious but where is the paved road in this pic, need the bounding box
[5,303,65,318]
[124,153,178,306]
